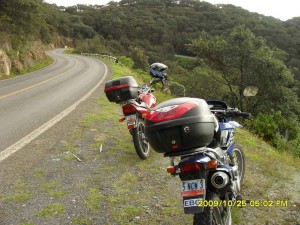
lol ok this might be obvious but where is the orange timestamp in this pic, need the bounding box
[197,200,289,207]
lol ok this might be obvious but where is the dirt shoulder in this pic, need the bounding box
[0,60,299,225]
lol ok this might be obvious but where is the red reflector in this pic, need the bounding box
[128,125,135,129]
[122,104,137,115]
[146,102,198,122]
[104,84,129,93]
[180,163,202,173]
[181,189,205,197]
[171,145,178,150]
[167,166,177,174]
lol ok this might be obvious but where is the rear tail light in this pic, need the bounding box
[180,162,202,173]
[146,102,198,122]
[122,104,137,115]
[128,125,135,129]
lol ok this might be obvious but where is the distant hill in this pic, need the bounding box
[1,0,300,78]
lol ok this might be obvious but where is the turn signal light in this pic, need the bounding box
[207,160,218,169]
[119,117,125,122]
[180,162,201,173]
[167,166,177,174]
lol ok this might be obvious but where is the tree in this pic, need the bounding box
[190,25,299,114]
[128,46,149,70]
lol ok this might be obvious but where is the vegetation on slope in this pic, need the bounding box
[1,56,299,225]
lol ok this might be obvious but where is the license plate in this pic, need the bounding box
[183,198,203,208]
[125,114,136,126]
[181,179,205,197]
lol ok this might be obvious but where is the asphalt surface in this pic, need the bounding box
[0,49,109,156]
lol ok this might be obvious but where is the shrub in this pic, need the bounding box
[253,113,278,141]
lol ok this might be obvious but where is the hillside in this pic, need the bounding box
[1,0,300,78]
[0,54,299,225]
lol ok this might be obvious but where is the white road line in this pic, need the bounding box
[0,61,108,162]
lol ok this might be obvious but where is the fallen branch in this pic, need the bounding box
[71,152,82,162]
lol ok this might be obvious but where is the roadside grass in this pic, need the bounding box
[0,178,33,203]
[71,216,92,225]
[36,203,65,219]
[234,129,300,224]
[17,56,54,75]
[85,187,103,211]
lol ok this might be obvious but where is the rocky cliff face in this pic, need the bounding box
[0,49,11,76]
[12,41,47,73]
[0,41,47,77]
[53,34,74,48]
[0,35,74,78]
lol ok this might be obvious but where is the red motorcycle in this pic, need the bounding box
[104,76,156,159]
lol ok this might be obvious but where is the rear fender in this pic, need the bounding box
[179,154,211,165]
[179,155,210,214]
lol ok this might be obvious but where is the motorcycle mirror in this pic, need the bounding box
[243,86,258,97]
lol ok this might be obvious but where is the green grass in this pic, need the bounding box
[71,216,92,225]
[36,203,65,219]
[41,181,71,198]
[84,188,103,211]
[0,179,32,203]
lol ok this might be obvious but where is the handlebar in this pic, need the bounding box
[226,110,251,118]
[211,108,252,120]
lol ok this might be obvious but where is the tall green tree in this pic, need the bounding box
[128,46,149,70]
[190,25,299,114]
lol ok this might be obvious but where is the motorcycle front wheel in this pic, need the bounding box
[193,192,227,225]
[231,144,245,183]
[132,117,150,160]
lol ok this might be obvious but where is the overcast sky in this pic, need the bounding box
[44,0,300,21]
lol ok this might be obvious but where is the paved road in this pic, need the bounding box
[0,49,108,159]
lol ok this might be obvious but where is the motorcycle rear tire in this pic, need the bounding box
[193,192,226,225]
[132,117,150,160]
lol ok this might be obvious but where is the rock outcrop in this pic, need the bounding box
[0,41,48,76]
[0,49,11,76]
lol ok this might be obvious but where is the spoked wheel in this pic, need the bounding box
[193,192,226,225]
[231,144,245,184]
[132,117,150,160]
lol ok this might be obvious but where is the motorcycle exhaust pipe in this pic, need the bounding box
[211,171,229,189]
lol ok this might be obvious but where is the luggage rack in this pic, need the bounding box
[164,147,207,158]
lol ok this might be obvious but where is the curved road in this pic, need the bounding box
[0,49,108,161]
